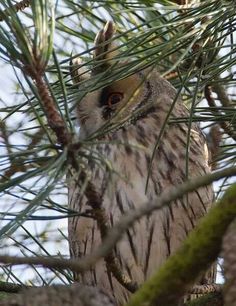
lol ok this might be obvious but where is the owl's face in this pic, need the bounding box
[70,21,155,140]
[74,71,150,139]
[70,21,175,140]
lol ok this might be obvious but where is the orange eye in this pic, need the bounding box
[107,92,123,107]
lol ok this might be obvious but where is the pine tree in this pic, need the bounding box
[0,1,236,305]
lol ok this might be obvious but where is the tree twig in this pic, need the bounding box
[212,83,231,108]
[33,74,70,146]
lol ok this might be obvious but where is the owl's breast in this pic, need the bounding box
[68,112,214,305]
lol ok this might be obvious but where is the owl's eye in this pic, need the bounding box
[107,92,123,107]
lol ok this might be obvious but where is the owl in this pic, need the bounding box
[68,21,215,305]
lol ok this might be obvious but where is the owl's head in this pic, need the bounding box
[70,21,176,140]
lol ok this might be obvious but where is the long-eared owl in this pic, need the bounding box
[68,21,215,305]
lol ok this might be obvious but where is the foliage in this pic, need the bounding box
[0,0,236,303]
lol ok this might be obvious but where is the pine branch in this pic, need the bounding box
[33,74,70,146]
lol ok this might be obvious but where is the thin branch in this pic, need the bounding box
[33,74,70,146]
[0,167,236,274]
[27,128,45,150]
[24,56,70,147]
[0,128,47,184]
[0,120,12,160]
[205,85,236,142]
[0,254,81,273]
[0,162,27,182]
[212,83,231,108]
[171,0,194,5]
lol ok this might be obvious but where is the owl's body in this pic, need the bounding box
[68,22,215,305]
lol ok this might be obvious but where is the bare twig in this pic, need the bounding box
[0,254,82,272]
[212,83,231,108]
[0,120,12,159]
[171,0,194,5]
[0,128,47,184]
[0,162,27,182]
[27,128,45,150]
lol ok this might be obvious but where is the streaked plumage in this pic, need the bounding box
[68,21,215,305]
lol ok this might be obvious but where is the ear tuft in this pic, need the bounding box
[104,21,115,41]
[93,21,117,65]
[70,57,89,85]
